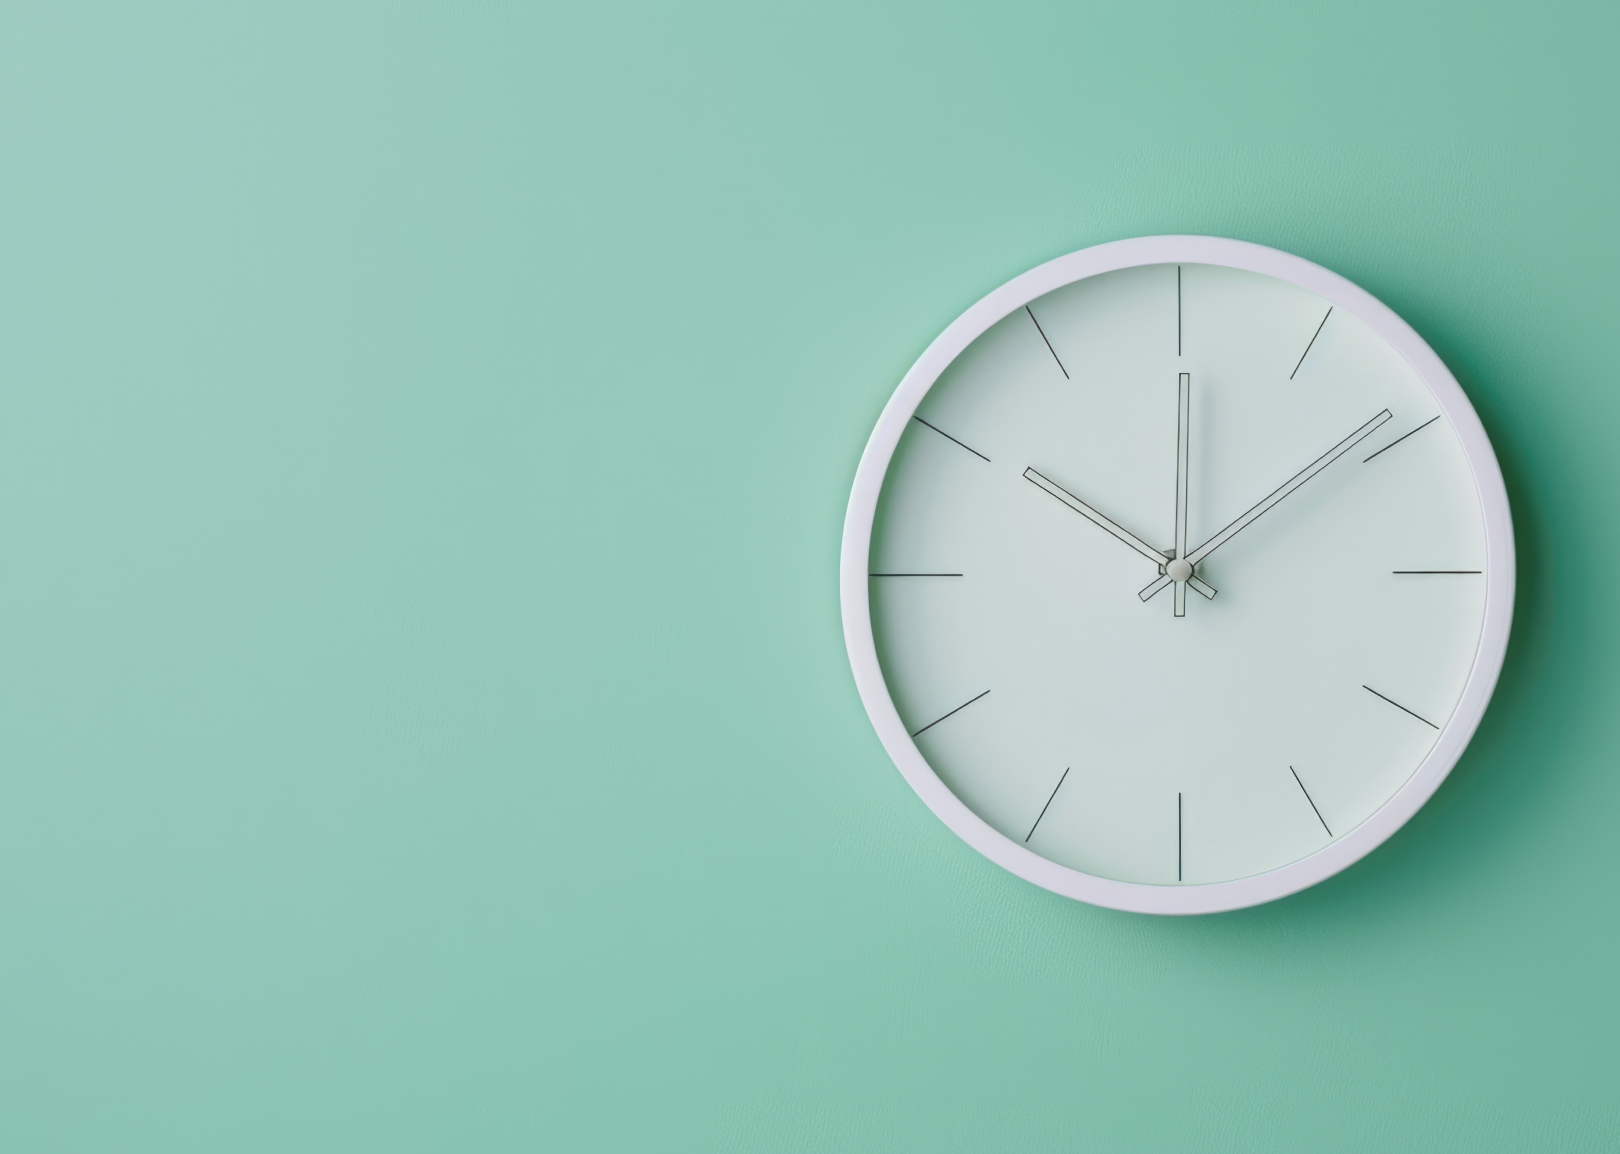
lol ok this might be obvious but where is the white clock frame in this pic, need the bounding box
[840,235,1515,914]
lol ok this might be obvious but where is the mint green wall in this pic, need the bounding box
[1,3,1615,1151]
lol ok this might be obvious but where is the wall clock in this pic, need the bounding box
[840,236,1513,914]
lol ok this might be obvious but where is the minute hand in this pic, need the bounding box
[1189,409,1392,564]
[1138,409,1392,602]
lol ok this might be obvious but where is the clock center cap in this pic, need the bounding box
[1167,558,1194,582]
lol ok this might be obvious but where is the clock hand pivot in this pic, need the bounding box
[1166,558,1193,582]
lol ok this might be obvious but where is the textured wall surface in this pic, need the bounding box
[1,3,1616,1151]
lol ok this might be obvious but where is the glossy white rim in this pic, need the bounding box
[839,235,1515,914]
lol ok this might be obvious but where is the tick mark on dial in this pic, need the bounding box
[1392,570,1481,575]
[869,573,964,577]
[1176,266,1182,357]
[910,689,991,737]
[1025,305,1069,379]
[1362,684,1440,729]
[1290,766,1332,836]
[1290,307,1333,379]
[1025,766,1070,842]
[1177,792,1183,881]
[1363,415,1439,463]
[913,416,990,462]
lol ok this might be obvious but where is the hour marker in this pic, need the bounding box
[1290,766,1332,836]
[1362,684,1439,729]
[1392,570,1481,575]
[1290,307,1333,379]
[1176,265,1182,357]
[1177,792,1183,881]
[1025,305,1069,379]
[1025,766,1070,842]
[913,416,991,462]
[1363,415,1439,463]
[910,689,991,737]
[869,572,963,577]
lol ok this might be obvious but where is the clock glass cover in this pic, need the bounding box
[845,239,1511,910]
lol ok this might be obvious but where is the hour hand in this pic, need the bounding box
[1024,468,1165,563]
[1024,467,1219,596]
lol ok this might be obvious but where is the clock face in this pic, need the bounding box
[843,238,1513,912]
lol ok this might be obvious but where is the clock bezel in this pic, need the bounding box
[840,235,1515,914]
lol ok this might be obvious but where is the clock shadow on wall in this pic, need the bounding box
[1213,269,1561,933]
[1223,300,1553,915]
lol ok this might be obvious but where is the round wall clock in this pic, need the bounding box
[840,236,1514,914]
